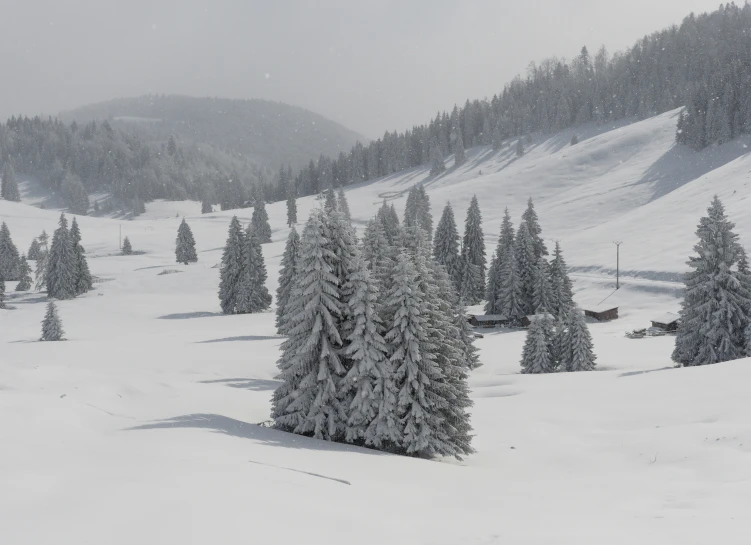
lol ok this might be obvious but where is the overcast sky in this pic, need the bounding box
[0,0,722,138]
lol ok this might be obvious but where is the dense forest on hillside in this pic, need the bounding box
[0,116,279,214]
[280,3,751,203]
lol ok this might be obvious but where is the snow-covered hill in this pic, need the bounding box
[2,111,751,544]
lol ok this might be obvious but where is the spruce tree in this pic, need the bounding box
[40,301,64,341]
[218,217,246,314]
[201,198,212,214]
[341,253,397,448]
[70,218,92,295]
[522,197,547,258]
[514,221,537,315]
[272,210,346,440]
[454,128,466,166]
[0,278,5,308]
[520,316,554,374]
[121,236,133,255]
[549,241,575,316]
[1,162,21,202]
[175,219,198,264]
[361,218,393,293]
[376,200,401,246]
[532,256,553,313]
[429,138,445,175]
[462,195,486,302]
[16,256,32,291]
[35,252,48,291]
[237,229,272,313]
[497,245,525,324]
[673,197,750,366]
[286,192,297,227]
[485,209,515,314]
[404,186,419,226]
[250,200,272,243]
[337,186,351,224]
[28,238,42,261]
[276,227,300,333]
[563,308,597,372]
[433,202,462,290]
[416,185,433,241]
[0,222,21,281]
[516,138,525,157]
[46,214,76,299]
[324,187,338,212]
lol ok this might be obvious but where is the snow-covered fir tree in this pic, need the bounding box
[361,218,393,293]
[514,221,537,315]
[496,242,526,324]
[462,195,486,302]
[219,217,247,314]
[453,127,466,166]
[549,241,575,316]
[404,186,419,226]
[324,187,338,212]
[121,236,132,255]
[336,186,351,224]
[250,199,272,243]
[201,198,212,214]
[272,209,346,440]
[561,308,597,372]
[40,301,64,341]
[673,196,751,366]
[376,200,401,246]
[46,214,76,299]
[1,162,21,202]
[70,218,92,296]
[0,278,5,308]
[522,198,547,258]
[175,219,198,264]
[416,185,433,241]
[28,238,42,261]
[485,208,515,314]
[532,256,553,313]
[429,138,445,175]
[275,227,300,333]
[520,315,554,374]
[516,138,525,157]
[341,253,397,448]
[433,202,462,289]
[237,228,272,313]
[0,221,21,281]
[15,256,32,291]
[286,191,297,227]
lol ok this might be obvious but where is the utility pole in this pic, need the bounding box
[613,241,623,289]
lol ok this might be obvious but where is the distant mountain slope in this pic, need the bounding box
[61,95,364,171]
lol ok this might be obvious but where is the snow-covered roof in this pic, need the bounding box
[470,314,508,321]
[651,312,680,325]
[525,313,555,322]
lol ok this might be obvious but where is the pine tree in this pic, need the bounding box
[0,222,21,281]
[532,256,553,313]
[15,256,32,291]
[454,127,466,166]
[549,241,575,316]
[341,253,397,448]
[46,214,76,299]
[69,218,92,295]
[337,187,351,224]
[272,210,346,440]
[522,198,547,258]
[430,138,445,175]
[175,219,198,264]
[286,192,298,227]
[433,203,462,289]
[673,197,750,366]
[40,301,64,341]
[514,222,537,315]
[497,245,525,324]
[559,308,597,372]
[28,238,42,261]
[250,200,272,243]
[462,195,486,302]
[520,316,554,374]
[1,162,21,202]
[485,209,515,314]
[237,229,272,313]
[219,217,246,314]
[201,198,212,214]
[276,227,300,333]
[121,236,133,255]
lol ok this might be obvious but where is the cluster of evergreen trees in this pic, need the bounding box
[272,4,750,206]
[673,196,751,366]
[1,162,21,202]
[218,216,271,314]
[272,191,476,459]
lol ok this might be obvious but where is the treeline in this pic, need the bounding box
[0,116,275,214]
[273,3,751,204]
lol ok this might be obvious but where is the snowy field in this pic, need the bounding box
[3,111,751,544]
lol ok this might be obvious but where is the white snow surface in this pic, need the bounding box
[2,110,751,544]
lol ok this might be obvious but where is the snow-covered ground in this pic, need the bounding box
[2,111,751,544]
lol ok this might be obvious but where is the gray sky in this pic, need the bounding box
[0,0,722,138]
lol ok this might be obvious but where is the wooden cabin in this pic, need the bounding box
[584,307,619,321]
[467,314,509,328]
[520,313,555,327]
[651,312,680,331]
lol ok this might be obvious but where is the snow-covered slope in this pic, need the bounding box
[3,111,751,544]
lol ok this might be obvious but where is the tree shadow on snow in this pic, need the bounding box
[158,311,224,320]
[196,335,283,344]
[199,377,282,391]
[126,413,386,455]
